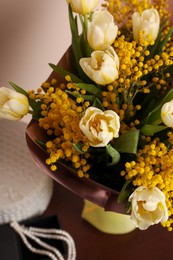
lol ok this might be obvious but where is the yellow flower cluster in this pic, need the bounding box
[30,79,91,177]
[121,137,173,230]
[105,0,169,28]
[99,35,173,131]
[99,0,173,133]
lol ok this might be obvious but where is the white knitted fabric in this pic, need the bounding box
[0,119,53,224]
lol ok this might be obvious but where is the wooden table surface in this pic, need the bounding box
[45,182,173,260]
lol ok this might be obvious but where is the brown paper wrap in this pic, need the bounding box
[26,47,127,214]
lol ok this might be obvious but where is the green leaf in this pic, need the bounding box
[113,130,140,154]
[66,90,96,102]
[73,143,85,154]
[9,81,29,96]
[68,5,82,60]
[68,4,89,81]
[76,83,102,99]
[164,64,173,75]
[92,98,105,110]
[118,180,133,203]
[106,144,120,166]
[79,13,93,57]
[49,63,83,83]
[158,25,173,54]
[142,87,173,125]
[36,140,46,149]
[147,33,161,60]
[140,124,167,135]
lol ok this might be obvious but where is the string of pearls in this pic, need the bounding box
[10,221,76,260]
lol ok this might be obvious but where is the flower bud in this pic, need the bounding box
[68,0,98,14]
[79,107,120,147]
[79,46,119,85]
[0,87,29,120]
[87,10,118,50]
[161,100,173,127]
[132,8,160,42]
[129,186,168,230]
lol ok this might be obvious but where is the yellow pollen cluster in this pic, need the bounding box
[100,3,173,128]
[37,80,91,177]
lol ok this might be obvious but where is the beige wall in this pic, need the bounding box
[0,0,70,90]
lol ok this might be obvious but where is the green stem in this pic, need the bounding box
[80,13,92,57]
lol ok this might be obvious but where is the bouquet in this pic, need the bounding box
[1,0,173,231]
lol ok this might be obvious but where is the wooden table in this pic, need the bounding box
[45,182,173,260]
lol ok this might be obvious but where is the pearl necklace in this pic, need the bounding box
[10,221,76,260]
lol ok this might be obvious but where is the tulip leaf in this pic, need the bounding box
[142,87,173,125]
[9,81,28,96]
[140,124,167,136]
[49,63,83,83]
[36,140,46,149]
[79,13,93,57]
[68,5,82,66]
[164,64,173,75]
[118,180,133,203]
[73,143,85,154]
[76,83,102,99]
[158,25,173,54]
[68,4,90,81]
[93,98,105,111]
[106,144,120,166]
[113,130,140,154]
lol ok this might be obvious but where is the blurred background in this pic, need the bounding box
[0,0,70,90]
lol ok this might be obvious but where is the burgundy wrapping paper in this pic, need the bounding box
[26,47,127,214]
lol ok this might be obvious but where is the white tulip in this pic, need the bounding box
[79,107,120,147]
[161,100,173,127]
[0,87,29,120]
[129,186,168,230]
[79,46,119,85]
[68,0,98,14]
[87,10,118,50]
[132,8,160,42]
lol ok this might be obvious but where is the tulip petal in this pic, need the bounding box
[0,87,29,120]
[87,10,118,50]
[132,8,160,42]
[129,186,168,230]
[79,107,120,147]
[4,99,28,115]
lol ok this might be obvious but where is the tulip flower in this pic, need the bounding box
[87,10,118,50]
[161,100,173,127]
[132,8,160,42]
[129,186,168,230]
[79,46,119,85]
[0,87,29,120]
[68,0,98,15]
[79,107,120,147]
